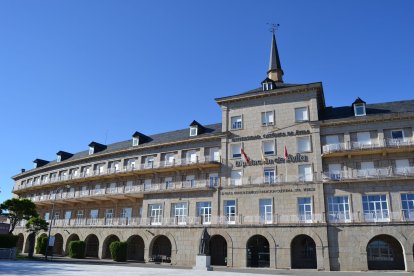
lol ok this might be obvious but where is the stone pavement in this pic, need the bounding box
[0,260,410,276]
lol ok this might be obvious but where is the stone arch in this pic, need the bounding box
[126,235,145,262]
[85,234,99,258]
[206,228,233,267]
[246,234,270,268]
[16,233,24,253]
[290,234,317,269]
[149,234,174,263]
[65,234,80,256]
[24,233,32,253]
[53,233,64,256]
[102,235,120,259]
[366,234,405,270]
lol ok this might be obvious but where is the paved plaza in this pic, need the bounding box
[0,260,411,276]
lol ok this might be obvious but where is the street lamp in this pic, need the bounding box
[44,184,70,260]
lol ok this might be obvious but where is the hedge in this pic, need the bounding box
[109,241,127,262]
[0,234,18,248]
[68,240,85,259]
[35,236,48,255]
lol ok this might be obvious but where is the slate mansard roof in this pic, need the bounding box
[14,123,223,179]
[320,100,414,121]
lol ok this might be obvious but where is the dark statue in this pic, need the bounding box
[198,227,210,255]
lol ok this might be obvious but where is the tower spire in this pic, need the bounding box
[267,24,284,83]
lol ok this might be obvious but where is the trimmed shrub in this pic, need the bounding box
[68,240,85,259]
[109,241,127,262]
[35,236,48,255]
[0,234,19,248]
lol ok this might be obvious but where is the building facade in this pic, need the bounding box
[11,33,414,271]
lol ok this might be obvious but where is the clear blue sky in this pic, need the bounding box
[1,0,413,202]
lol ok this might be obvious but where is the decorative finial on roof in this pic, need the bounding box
[266,23,284,83]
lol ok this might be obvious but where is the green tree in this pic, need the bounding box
[0,198,38,234]
[25,216,48,257]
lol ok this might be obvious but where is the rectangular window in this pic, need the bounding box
[231,144,241,158]
[357,131,371,145]
[263,140,275,155]
[295,107,309,122]
[196,202,212,224]
[108,183,116,193]
[297,136,311,153]
[230,170,242,186]
[132,137,139,146]
[171,202,188,225]
[64,211,72,225]
[327,196,350,222]
[144,179,152,190]
[391,129,404,140]
[186,150,197,163]
[401,193,414,221]
[121,207,132,225]
[144,156,154,169]
[125,181,133,192]
[362,194,389,222]
[210,148,220,162]
[354,103,366,116]
[76,210,84,225]
[261,111,274,126]
[328,164,342,180]
[395,159,410,174]
[185,175,195,188]
[209,173,219,187]
[164,153,175,166]
[231,116,242,129]
[259,199,273,224]
[105,209,114,225]
[298,197,312,223]
[89,209,99,225]
[224,200,236,224]
[264,168,275,184]
[164,177,173,189]
[190,126,198,136]
[149,204,163,225]
[89,146,94,155]
[299,164,313,181]
[44,212,50,221]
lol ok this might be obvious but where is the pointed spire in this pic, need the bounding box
[267,32,284,83]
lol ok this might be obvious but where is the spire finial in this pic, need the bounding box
[266,23,284,83]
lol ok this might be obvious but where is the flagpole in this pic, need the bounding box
[285,158,287,182]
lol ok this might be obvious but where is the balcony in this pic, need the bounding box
[29,180,215,205]
[322,166,414,182]
[322,138,414,157]
[231,174,322,186]
[15,157,221,193]
[328,211,414,224]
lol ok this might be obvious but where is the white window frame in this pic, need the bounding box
[391,129,404,140]
[210,147,220,162]
[164,177,173,189]
[88,146,94,155]
[231,143,241,159]
[209,173,219,187]
[259,199,273,224]
[196,202,212,224]
[120,207,132,225]
[362,194,389,222]
[105,209,114,225]
[149,204,163,225]
[231,115,243,130]
[264,168,275,184]
[401,193,414,221]
[262,140,275,156]
[171,202,188,225]
[295,107,309,122]
[297,136,311,153]
[299,164,313,182]
[298,197,313,223]
[89,209,99,225]
[327,196,351,222]
[190,126,198,137]
[224,200,236,224]
[230,170,242,186]
[261,111,274,126]
[132,137,139,146]
[354,103,366,116]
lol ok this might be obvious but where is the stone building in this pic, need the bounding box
[11,33,414,271]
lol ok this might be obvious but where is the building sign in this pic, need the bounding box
[235,153,308,167]
[222,187,316,196]
[231,129,311,143]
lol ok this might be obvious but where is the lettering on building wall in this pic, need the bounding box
[222,187,316,195]
[235,153,308,167]
[231,129,311,143]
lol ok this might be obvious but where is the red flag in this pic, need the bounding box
[241,148,250,163]
[284,146,288,160]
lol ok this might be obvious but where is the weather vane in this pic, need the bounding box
[267,23,280,34]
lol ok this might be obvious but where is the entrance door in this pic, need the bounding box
[246,235,270,268]
[210,235,227,266]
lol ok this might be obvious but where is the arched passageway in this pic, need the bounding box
[65,234,80,256]
[209,235,227,266]
[85,234,99,258]
[291,234,317,269]
[53,233,64,256]
[150,235,172,263]
[127,235,145,262]
[367,235,405,270]
[102,235,120,259]
[16,233,24,253]
[246,235,270,268]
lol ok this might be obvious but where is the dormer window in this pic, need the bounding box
[89,146,94,155]
[56,155,61,163]
[261,78,276,91]
[352,97,366,117]
[190,126,198,137]
[132,137,139,146]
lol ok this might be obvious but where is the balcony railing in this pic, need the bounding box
[323,166,414,181]
[322,138,414,154]
[231,174,321,186]
[17,156,222,191]
[29,180,215,203]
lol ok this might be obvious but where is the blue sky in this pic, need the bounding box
[0,0,413,202]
